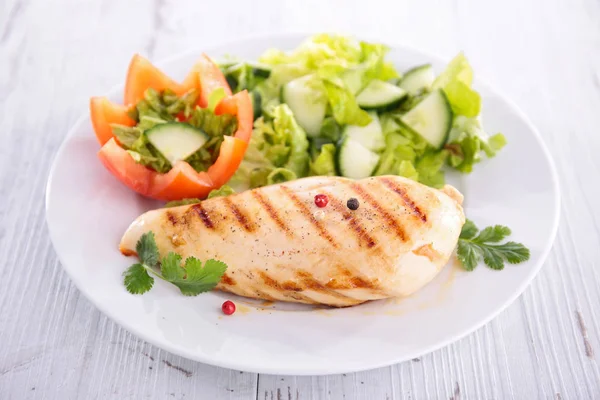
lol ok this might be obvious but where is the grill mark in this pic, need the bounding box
[223,197,255,232]
[258,271,316,304]
[251,190,290,235]
[324,193,376,248]
[349,182,407,241]
[221,273,236,286]
[279,185,338,248]
[380,177,428,222]
[295,271,360,302]
[166,211,178,226]
[191,203,214,229]
[324,266,383,292]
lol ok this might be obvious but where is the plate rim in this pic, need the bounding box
[45,32,561,375]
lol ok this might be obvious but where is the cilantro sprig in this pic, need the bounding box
[123,232,227,296]
[457,219,530,271]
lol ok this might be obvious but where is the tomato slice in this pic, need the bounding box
[216,91,253,143]
[93,54,253,201]
[124,54,183,106]
[90,97,135,146]
[98,138,214,201]
[207,136,248,188]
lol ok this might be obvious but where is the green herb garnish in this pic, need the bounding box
[457,219,530,271]
[123,232,227,296]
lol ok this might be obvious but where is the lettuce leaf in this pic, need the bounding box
[373,117,421,177]
[433,53,481,117]
[259,34,363,72]
[128,134,171,173]
[267,168,297,185]
[227,104,310,191]
[374,112,447,187]
[415,150,448,188]
[322,79,372,126]
[258,34,399,127]
[433,53,473,88]
[114,88,237,175]
[318,117,342,142]
[310,143,337,176]
[272,104,310,177]
[446,116,506,173]
[164,198,202,207]
[398,160,419,181]
[207,185,236,199]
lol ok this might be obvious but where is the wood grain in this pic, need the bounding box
[1,0,599,398]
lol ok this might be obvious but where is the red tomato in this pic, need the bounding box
[181,54,233,105]
[124,54,183,106]
[90,97,135,146]
[91,54,253,201]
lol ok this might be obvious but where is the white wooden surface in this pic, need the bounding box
[1,0,599,398]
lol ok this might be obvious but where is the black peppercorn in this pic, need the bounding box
[347,198,359,210]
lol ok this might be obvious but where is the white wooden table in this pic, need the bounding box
[1,0,599,398]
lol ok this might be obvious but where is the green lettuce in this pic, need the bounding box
[112,88,237,174]
[258,34,400,127]
[446,116,507,173]
[207,185,236,199]
[267,168,297,185]
[318,117,342,142]
[164,198,202,207]
[228,104,309,191]
[374,113,447,187]
[127,134,171,173]
[310,143,337,176]
[132,88,199,121]
[259,34,363,73]
[398,160,419,181]
[415,150,448,188]
[322,79,372,126]
[272,104,310,176]
[221,62,270,92]
[433,53,480,117]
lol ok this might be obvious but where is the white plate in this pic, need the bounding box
[46,34,560,375]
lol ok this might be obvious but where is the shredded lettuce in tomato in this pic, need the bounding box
[111,88,237,174]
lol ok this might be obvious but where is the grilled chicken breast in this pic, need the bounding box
[120,176,465,307]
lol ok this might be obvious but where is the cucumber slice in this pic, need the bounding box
[337,137,380,179]
[281,75,327,137]
[400,89,453,149]
[399,64,434,95]
[343,112,385,152]
[146,123,209,165]
[356,80,408,112]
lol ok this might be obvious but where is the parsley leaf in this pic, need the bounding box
[456,240,478,271]
[123,231,228,296]
[123,263,154,294]
[459,219,478,239]
[456,219,530,271]
[168,257,228,296]
[161,252,185,281]
[476,225,511,243]
[136,232,160,267]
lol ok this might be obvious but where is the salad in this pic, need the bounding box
[90,34,506,202]
[222,34,506,193]
[90,54,252,201]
